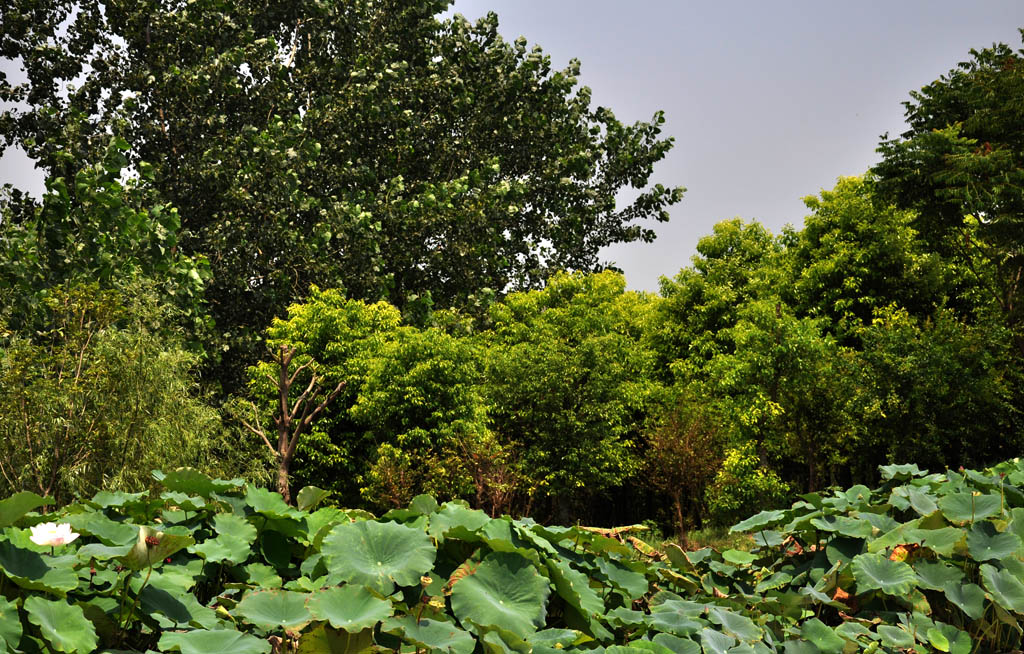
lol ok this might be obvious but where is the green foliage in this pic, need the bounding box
[0,1,683,391]
[482,271,663,516]
[0,282,268,505]
[704,442,790,526]
[4,458,1024,653]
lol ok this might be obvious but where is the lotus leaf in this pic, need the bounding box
[799,618,844,654]
[24,596,97,653]
[942,581,986,620]
[156,467,244,498]
[383,616,476,654]
[915,560,965,590]
[708,607,761,641]
[939,492,1002,523]
[653,633,701,654]
[0,596,22,651]
[321,520,435,594]
[850,553,916,595]
[295,624,374,654]
[981,563,1024,612]
[159,628,272,654]
[967,521,1021,561]
[730,510,786,532]
[296,486,332,512]
[121,525,194,570]
[235,589,312,629]
[699,627,735,654]
[451,552,550,634]
[0,541,79,595]
[876,625,914,648]
[307,585,393,632]
[0,492,52,528]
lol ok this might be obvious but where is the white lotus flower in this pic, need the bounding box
[29,522,80,547]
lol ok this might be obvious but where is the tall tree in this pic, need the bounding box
[1,0,683,390]
[874,32,1024,338]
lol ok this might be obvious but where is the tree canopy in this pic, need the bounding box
[1,0,683,389]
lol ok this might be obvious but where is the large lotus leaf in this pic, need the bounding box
[730,510,786,533]
[383,616,476,654]
[89,490,148,510]
[596,558,649,598]
[653,633,701,654]
[708,608,761,642]
[915,561,965,590]
[321,520,436,594]
[24,596,97,653]
[156,467,244,498]
[880,463,925,480]
[159,628,272,654]
[213,511,257,541]
[0,492,52,528]
[245,485,303,520]
[428,502,491,539]
[755,571,792,593]
[0,541,78,595]
[296,624,374,654]
[943,581,986,620]
[825,536,864,567]
[160,491,208,512]
[939,492,1002,523]
[77,542,135,561]
[834,622,872,643]
[851,553,916,595]
[0,596,21,651]
[925,624,972,654]
[307,585,393,632]
[528,629,583,648]
[451,552,550,635]
[799,618,844,654]
[547,558,604,620]
[981,563,1024,612]
[876,625,914,648]
[306,507,346,548]
[121,525,194,570]
[235,589,312,629]
[243,562,284,588]
[699,628,736,654]
[647,600,706,637]
[967,522,1021,561]
[410,494,439,515]
[915,527,966,556]
[64,511,139,545]
[191,534,252,564]
[297,486,333,512]
[609,646,673,654]
[139,583,219,629]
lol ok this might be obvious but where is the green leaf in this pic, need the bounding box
[450,552,550,635]
[939,492,1002,523]
[159,628,272,654]
[915,560,965,590]
[297,486,332,512]
[24,596,97,653]
[295,625,374,654]
[699,627,735,654]
[321,520,435,594]
[708,607,761,641]
[0,541,79,595]
[428,502,491,538]
[879,463,925,480]
[906,487,939,516]
[0,596,22,651]
[546,558,604,621]
[850,553,917,595]
[967,522,1021,561]
[307,585,393,632]
[647,599,706,637]
[596,557,649,597]
[876,625,914,648]
[730,510,786,532]
[981,563,1024,612]
[191,534,251,564]
[157,468,243,498]
[245,485,303,519]
[383,616,476,654]
[800,618,845,654]
[943,581,986,620]
[235,589,312,629]
[0,492,53,528]
[653,633,701,654]
[721,550,756,566]
[65,512,139,545]
[410,494,439,515]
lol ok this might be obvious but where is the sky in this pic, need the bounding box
[2,2,1024,291]
[446,0,1024,290]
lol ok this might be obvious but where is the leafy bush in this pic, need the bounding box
[705,442,790,526]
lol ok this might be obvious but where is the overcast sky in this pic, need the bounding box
[3,2,1023,291]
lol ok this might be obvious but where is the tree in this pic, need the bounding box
[481,271,662,522]
[0,282,263,506]
[874,32,1024,339]
[1,1,683,391]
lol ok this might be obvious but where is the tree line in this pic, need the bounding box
[2,3,1022,535]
